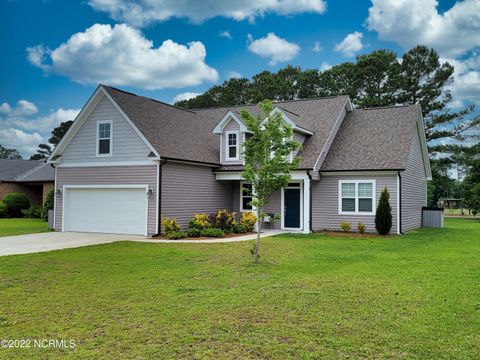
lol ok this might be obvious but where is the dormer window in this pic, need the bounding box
[97,120,112,156]
[226,131,239,161]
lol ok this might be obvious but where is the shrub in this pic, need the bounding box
[2,192,30,217]
[375,187,392,235]
[162,217,181,235]
[200,228,225,238]
[22,205,42,218]
[41,189,54,220]
[186,228,201,237]
[233,223,247,234]
[240,211,257,232]
[357,223,366,234]
[340,222,351,232]
[0,201,7,218]
[167,231,187,240]
[188,213,211,230]
[210,209,236,232]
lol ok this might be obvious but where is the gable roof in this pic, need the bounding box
[321,105,421,171]
[0,160,54,182]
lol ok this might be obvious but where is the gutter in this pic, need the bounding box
[308,171,313,232]
[398,171,403,234]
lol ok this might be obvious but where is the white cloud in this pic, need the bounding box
[88,0,327,26]
[173,92,201,103]
[27,23,219,90]
[219,30,232,39]
[0,100,80,158]
[247,33,300,66]
[227,71,242,79]
[366,0,480,58]
[320,62,332,71]
[312,41,322,53]
[335,31,364,57]
[443,55,480,107]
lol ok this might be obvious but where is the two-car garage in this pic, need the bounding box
[62,186,149,236]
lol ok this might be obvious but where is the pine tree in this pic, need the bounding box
[375,187,392,235]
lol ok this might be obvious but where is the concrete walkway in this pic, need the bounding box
[0,230,284,256]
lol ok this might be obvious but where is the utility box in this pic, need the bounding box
[422,207,444,228]
[48,209,54,229]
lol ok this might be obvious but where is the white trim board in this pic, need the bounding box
[96,119,113,157]
[56,161,159,168]
[225,130,240,161]
[213,111,249,134]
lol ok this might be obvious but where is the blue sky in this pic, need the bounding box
[0,0,478,158]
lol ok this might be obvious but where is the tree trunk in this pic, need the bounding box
[254,212,262,264]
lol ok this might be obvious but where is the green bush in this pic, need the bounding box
[162,217,181,235]
[41,189,54,220]
[0,201,7,218]
[340,222,351,232]
[186,228,201,237]
[22,205,42,218]
[188,213,211,230]
[2,192,30,217]
[357,223,366,234]
[240,211,257,232]
[209,209,236,232]
[167,231,187,240]
[233,224,247,234]
[200,228,225,238]
[375,187,392,235]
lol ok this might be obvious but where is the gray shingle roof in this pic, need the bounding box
[321,105,420,171]
[0,159,54,182]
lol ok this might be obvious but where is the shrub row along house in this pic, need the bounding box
[47,85,431,236]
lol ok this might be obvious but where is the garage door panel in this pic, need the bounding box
[64,188,147,235]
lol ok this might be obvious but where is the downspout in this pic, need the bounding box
[154,159,167,236]
[397,171,403,234]
[308,171,313,232]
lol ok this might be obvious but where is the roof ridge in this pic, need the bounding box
[191,95,349,111]
[102,84,197,114]
[356,104,418,111]
[15,162,47,181]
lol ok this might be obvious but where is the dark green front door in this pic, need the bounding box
[284,188,301,228]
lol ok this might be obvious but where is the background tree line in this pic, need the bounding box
[175,45,479,211]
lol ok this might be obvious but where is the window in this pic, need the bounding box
[240,182,253,211]
[339,180,375,214]
[226,131,238,160]
[97,121,112,156]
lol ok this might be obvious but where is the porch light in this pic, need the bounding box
[147,188,154,197]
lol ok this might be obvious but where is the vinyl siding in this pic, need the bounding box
[221,119,243,165]
[401,129,427,232]
[61,95,151,163]
[55,165,157,235]
[312,174,398,234]
[161,162,233,230]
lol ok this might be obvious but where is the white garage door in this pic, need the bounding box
[64,187,148,235]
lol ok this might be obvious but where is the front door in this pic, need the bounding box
[284,185,301,228]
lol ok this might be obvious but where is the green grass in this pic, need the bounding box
[0,218,479,359]
[0,218,50,237]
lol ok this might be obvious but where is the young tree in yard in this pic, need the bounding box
[240,100,301,264]
[375,187,392,235]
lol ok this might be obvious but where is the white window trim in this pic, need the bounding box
[225,130,239,161]
[338,180,376,215]
[240,181,253,212]
[96,120,113,157]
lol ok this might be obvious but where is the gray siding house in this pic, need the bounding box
[48,85,431,236]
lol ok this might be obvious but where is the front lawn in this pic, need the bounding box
[0,218,479,359]
[0,218,50,237]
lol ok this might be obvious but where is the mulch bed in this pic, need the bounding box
[152,232,256,240]
[315,230,393,238]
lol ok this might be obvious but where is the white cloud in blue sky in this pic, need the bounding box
[27,23,219,90]
[88,0,327,26]
[335,32,364,57]
[247,33,300,65]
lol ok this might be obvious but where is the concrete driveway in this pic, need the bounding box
[0,232,145,256]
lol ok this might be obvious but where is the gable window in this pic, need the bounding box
[226,131,239,161]
[97,120,112,156]
[339,180,376,215]
[240,182,253,211]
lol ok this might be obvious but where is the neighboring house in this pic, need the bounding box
[47,85,431,236]
[0,159,54,205]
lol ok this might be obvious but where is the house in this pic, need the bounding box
[0,159,54,205]
[47,85,431,236]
